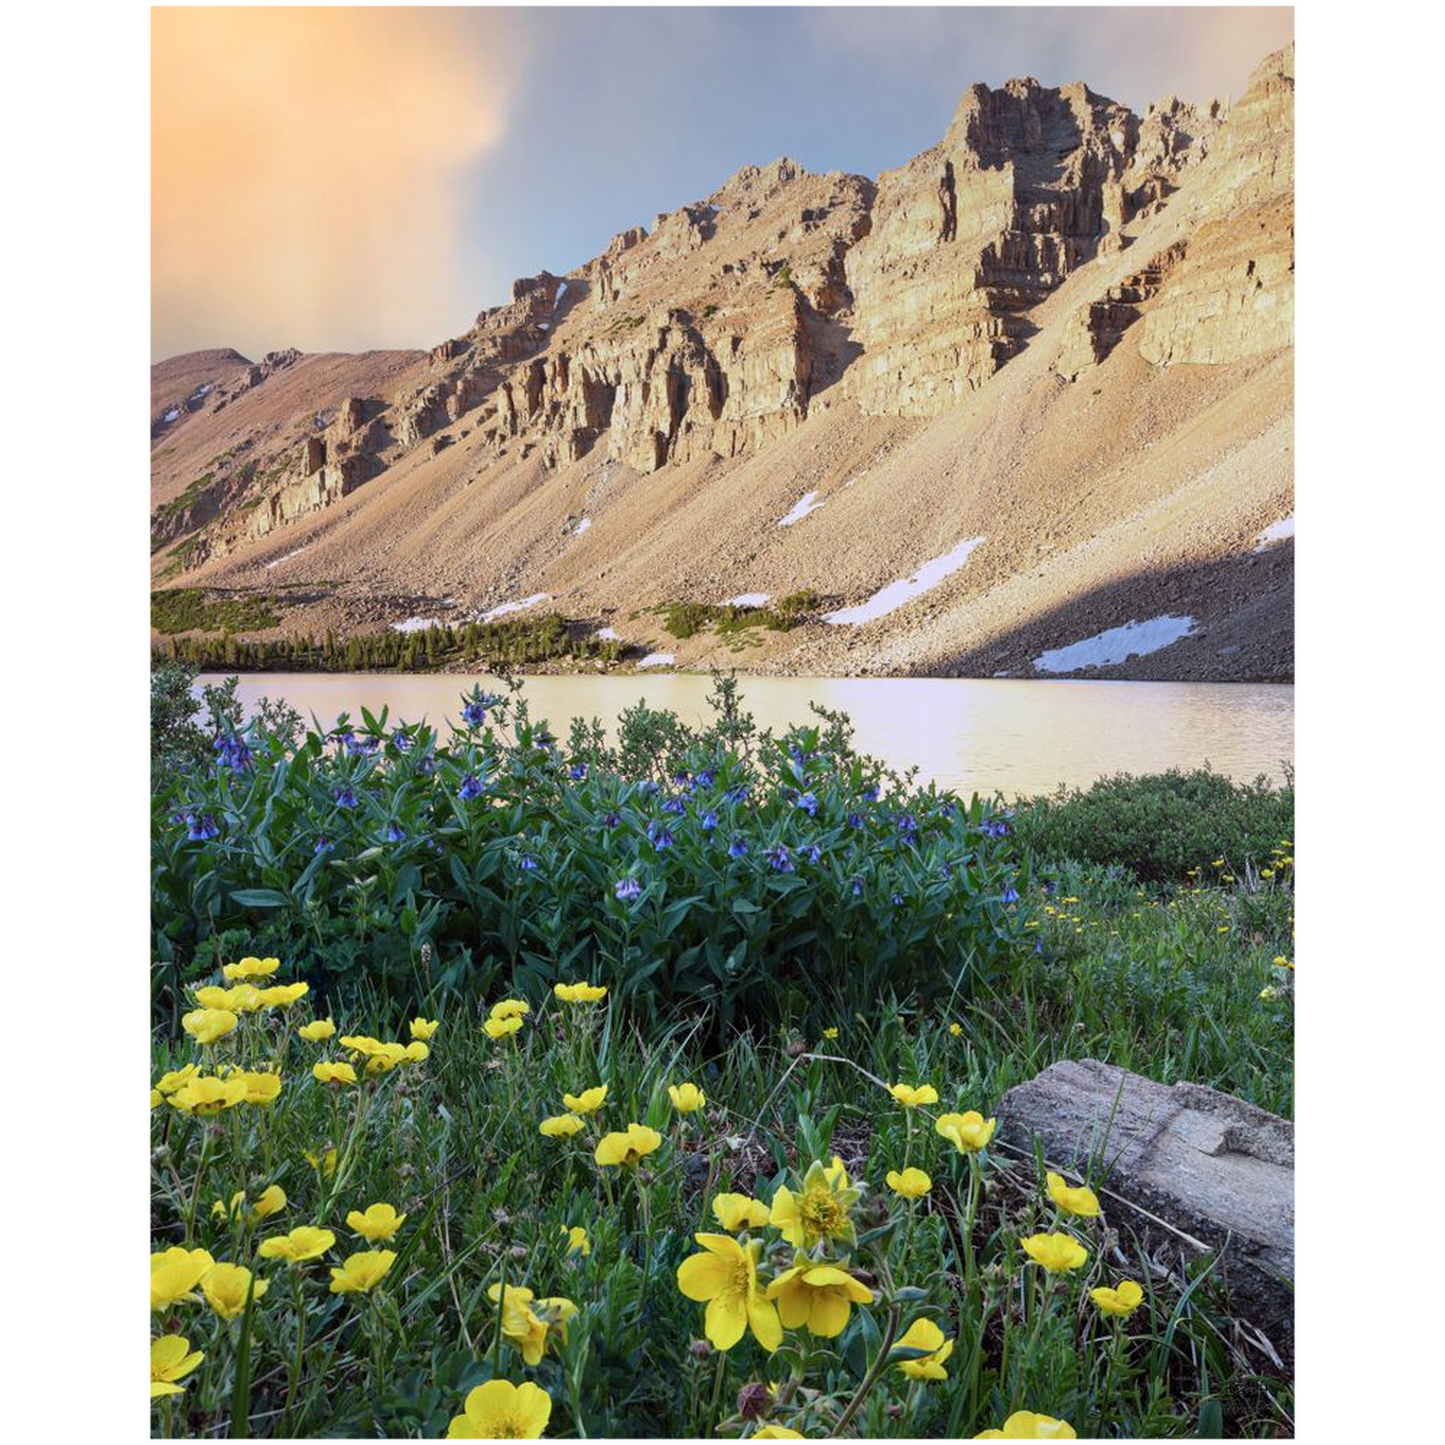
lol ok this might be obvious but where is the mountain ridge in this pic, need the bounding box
[151,44,1293,682]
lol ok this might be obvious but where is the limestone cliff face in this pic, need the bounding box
[1139,47,1294,366]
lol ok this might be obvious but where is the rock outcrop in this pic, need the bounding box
[996,1059,1294,1362]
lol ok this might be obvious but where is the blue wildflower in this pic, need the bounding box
[1001,886,1020,904]
[766,845,793,872]
[390,728,413,753]
[415,750,437,775]
[569,763,588,781]
[701,809,719,831]
[863,784,880,802]
[847,811,864,829]
[518,854,538,872]
[213,734,252,771]
[663,797,687,816]
[458,772,484,801]
[724,784,749,804]
[804,844,823,865]
[601,810,622,829]
[796,792,819,817]
[891,892,905,907]
[314,835,333,854]
[939,862,953,880]
[461,700,489,727]
[185,812,219,842]
[333,786,358,809]
[851,875,864,897]
[614,876,642,901]
[728,837,748,858]
[696,769,716,789]
[386,823,406,844]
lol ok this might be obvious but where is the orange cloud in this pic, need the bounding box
[152,7,517,359]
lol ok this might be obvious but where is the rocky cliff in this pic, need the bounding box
[152,45,1294,682]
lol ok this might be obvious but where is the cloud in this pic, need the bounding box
[152,7,520,359]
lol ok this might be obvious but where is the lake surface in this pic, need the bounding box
[203,673,1294,800]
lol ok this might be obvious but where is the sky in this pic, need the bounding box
[152,5,1294,361]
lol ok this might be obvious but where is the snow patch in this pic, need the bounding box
[573,517,592,535]
[726,592,770,608]
[596,626,620,641]
[163,408,180,423]
[391,616,441,634]
[1032,615,1196,674]
[637,652,675,669]
[538,321,550,332]
[824,537,987,626]
[264,547,306,570]
[1254,514,1294,552]
[478,593,550,623]
[777,491,824,527]
[553,282,569,312]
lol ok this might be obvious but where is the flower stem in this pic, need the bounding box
[834,1304,900,1436]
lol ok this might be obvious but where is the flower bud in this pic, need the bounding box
[688,1338,712,1361]
[786,1039,807,1059]
[737,1383,772,1421]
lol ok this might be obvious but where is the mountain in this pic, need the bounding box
[150,45,1293,681]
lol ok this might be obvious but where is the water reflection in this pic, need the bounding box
[205,673,1294,800]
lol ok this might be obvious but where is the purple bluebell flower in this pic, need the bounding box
[415,750,437,775]
[390,728,413,752]
[724,784,749,804]
[804,844,823,865]
[647,822,674,852]
[333,728,356,752]
[569,763,588,781]
[891,892,905,907]
[1001,885,1019,904]
[851,875,864,897]
[663,797,687,816]
[386,823,406,843]
[863,784,880,802]
[701,809,719,831]
[458,772,484,801]
[696,769,716,789]
[601,810,621,829]
[213,734,252,771]
[766,845,793,872]
[614,876,642,901]
[939,862,953,880]
[535,727,556,752]
[796,792,819,817]
[314,835,333,854]
[518,854,538,872]
[333,786,358,809]
[847,812,864,829]
[185,812,219,842]
[728,837,748,859]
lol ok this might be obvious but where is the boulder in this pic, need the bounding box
[995,1059,1293,1362]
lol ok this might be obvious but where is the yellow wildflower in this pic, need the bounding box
[410,1017,440,1040]
[222,955,281,980]
[561,1224,590,1257]
[202,1263,267,1320]
[821,1026,839,1040]
[329,1249,397,1294]
[975,1410,1077,1438]
[889,1083,939,1108]
[253,1185,287,1220]
[258,1226,335,1263]
[313,1061,358,1086]
[554,981,608,1003]
[563,1085,607,1114]
[298,1018,336,1042]
[304,1147,338,1177]
[181,1008,237,1045]
[767,1263,873,1337]
[170,1076,248,1115]
[893,1317,954,1380]
[347,1203,406,1242]
[150,1334,204,1398]
[154,1064,199,1096]
[755,1430,804,1440]
[668,1083,706,1113]
[676,1234,781,1352]
[711,1193,771,1232]
[885,1168,932,1198]
[487,1284,578,1363]
[490,998,530,1020]
[770,1157,861,1251]
[257,982,310,1007]
[1046,1172,1100,1218]
[949,1022,963,1037]
[594,1123,662,1167]
[484,1015,523,1040]
[539,1113,585,1138]
[236,1070,283,1106]
[446,1380,552,1439]
[935,1111,996,1154]
[1020,1232,1088,1273]
[151,1247,215,1311]
[1090,1280,1144,1318]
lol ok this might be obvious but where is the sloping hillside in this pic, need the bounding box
[151,46,1293,681]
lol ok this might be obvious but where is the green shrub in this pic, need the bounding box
[1012,768,1294,883]
[151,677,1026,1030]
[151,588,284,635]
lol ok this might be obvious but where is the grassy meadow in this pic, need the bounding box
[150,672,1294,1438]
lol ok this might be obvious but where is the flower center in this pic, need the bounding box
[801,1190,845,1234]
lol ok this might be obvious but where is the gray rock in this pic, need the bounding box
[995,1059,1293,1362]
